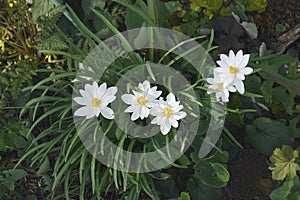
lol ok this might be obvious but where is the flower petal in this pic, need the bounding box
[234,80,245,94]
[220,54,230,65]
[161,119,171,135]
[121,94,136,104]
[241,67,253,75]
[101,107,114,119]
[235,50,243,67]
[236,73,245,80]
[173,111,187,120]
[102,95,116,104]
[140,106,150,119]
[124,105,136,113]
[216,60,229,69]
[97,82,107,99]
[229,50,235,60]
[240,54,250,68]
[131,110,140,121]
[170,119,178,128]
[150,106,163,116]
[74,97,88,105]
[106,87,118,96]
[166,93,176,104]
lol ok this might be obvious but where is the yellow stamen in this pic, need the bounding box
[92,98,101,107]
[217,83,224,90]
[136,96,148,106]
[229,66,239,74]
[162,107,173,118]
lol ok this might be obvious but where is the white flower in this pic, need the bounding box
[74,81,117,119]
[121,80,162,121]
[214,50,253,94]
[207,74,236,102]
[150,93,187,135]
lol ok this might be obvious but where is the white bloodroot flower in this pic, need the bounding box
[150,93,187,135]
[207,74,237,102]
[214,50,253,94]
[73,81,117,119]
[121,80,162,121]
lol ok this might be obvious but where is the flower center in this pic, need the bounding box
[229,66,239,74]
[91,98,101,107]
[162,107,173,118]
[136,96,148,106]
[217,83,224,90]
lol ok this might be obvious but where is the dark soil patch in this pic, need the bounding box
[224,145,275,200]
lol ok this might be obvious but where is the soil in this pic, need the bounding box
[224,145,275,200]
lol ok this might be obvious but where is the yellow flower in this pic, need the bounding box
[45,54,62,63]
[0,40,5,53]
[1,28,10,41]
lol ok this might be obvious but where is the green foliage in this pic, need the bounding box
[190,0,267,19]
[36,6,67,51]
[270,176,300,200]
[0,169,28,191]
[187,178,222,200]
[31,0,55,22]
[0,0,40,116]
[190,152,229,188]
[190,0,223,18]
[249,54,300,115]
[2,0,293,199]
[0,119,32,152]
[243,0,267,13]
[269,145,299,181]
[245,118,294,155]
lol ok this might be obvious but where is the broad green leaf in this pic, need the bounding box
[187,178,222,200]
[32,0,55,22]
[194,160,229,188]
[155,178,179,198]
[245,118,294,155]
[270,176,300,200]
[269,145,299,181]
[179,192,191,200]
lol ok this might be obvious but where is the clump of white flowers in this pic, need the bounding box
[207,50,253,102]
[74,80,186,135]
[121,80,186,135]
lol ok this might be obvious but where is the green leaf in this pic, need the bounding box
[269,145,299,181]
[288,116,300,138]
[37,157,50,175]
[187,178,222,200]
[241,22,258,39]
[155,178,179,198]
[245,118,294,155]
[169,192,191,200]
[258,54,300,114]
[270,176,300,200]
[194,160,229,188]
[32,0,55,22]
[177,154,191,166]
